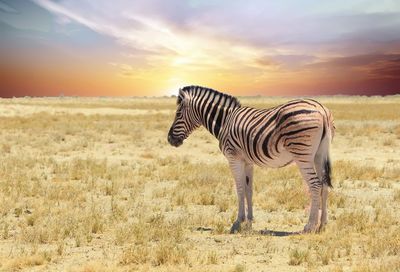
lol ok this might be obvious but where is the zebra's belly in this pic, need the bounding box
[253,149,293,168]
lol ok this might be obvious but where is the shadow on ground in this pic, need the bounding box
[195,226,302,237]
[260,229,302,237]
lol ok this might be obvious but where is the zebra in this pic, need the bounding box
[167,86,334,233]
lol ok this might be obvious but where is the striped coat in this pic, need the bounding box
[168,86,334,233]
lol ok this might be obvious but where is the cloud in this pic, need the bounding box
[157,1,400,56]
[306,53,400,69]
[32,1,400,65]
[297,53,400,94]
[32,0,275,76]
[368,56,400,79]
[109,62,150,78]
[257,54,318,70]
[26,0,400,95]
[255,57,279,68]
[0,1,18,13]
[32,0,170,53]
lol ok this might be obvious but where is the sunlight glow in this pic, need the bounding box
[1,1,399,97]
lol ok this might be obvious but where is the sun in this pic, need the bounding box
[165,87,179,97]
[165,78,189,96]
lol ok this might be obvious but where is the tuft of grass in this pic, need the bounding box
[392,124,400,139]
[213,220,226,235]
[232,264,246,272]
[120,245,149,265]
[206,250,218,264]
[1,221,9,239]
[394,189,400,202]
[80,262,118,272]
[318,246,331,265]
[3,252,52,270]
[334,160,384,181]
[329,191,346,209]
[352,258,400,272]
[216,196,231,212]
[153,242,188,266]
[382,136,396,147]
[335,210,369,233]
[365,228,400,258]
[1,144,11,153]
[288,248,309,266]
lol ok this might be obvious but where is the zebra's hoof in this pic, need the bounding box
[230,221,241,234]
[303,223,318,233]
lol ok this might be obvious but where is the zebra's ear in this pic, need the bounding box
[177,88,188,105]
[177,88,184,105]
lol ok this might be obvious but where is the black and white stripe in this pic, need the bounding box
[168,86,335,233]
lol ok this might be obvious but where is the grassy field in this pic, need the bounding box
[0,95,399,271]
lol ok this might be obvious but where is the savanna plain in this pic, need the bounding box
[0,95,399,272]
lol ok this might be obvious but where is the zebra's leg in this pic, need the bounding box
[320,184,328,230]
[229,159,246,234]
[244,163,254,223]
[314,154,328,230]
[296,161,322,233]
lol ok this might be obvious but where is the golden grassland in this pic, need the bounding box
[0,95,399,271]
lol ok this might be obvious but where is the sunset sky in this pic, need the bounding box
[1,0,400,97]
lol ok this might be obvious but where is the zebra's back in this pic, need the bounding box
[221,99,334,168]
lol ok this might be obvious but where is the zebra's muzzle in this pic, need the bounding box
[168,131,183,147]
[168,135,183,147]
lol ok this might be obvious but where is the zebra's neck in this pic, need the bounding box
[187,87,240,140]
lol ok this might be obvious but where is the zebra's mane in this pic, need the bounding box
[179,85,241,107]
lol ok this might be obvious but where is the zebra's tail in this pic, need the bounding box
[320,111,333,188]
[323,155,332,188]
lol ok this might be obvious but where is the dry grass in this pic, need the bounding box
[0,95,399,271]
[288,248,309,266]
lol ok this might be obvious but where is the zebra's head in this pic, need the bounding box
[168,88,200,147]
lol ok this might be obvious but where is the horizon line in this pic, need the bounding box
[1,93,400,99]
